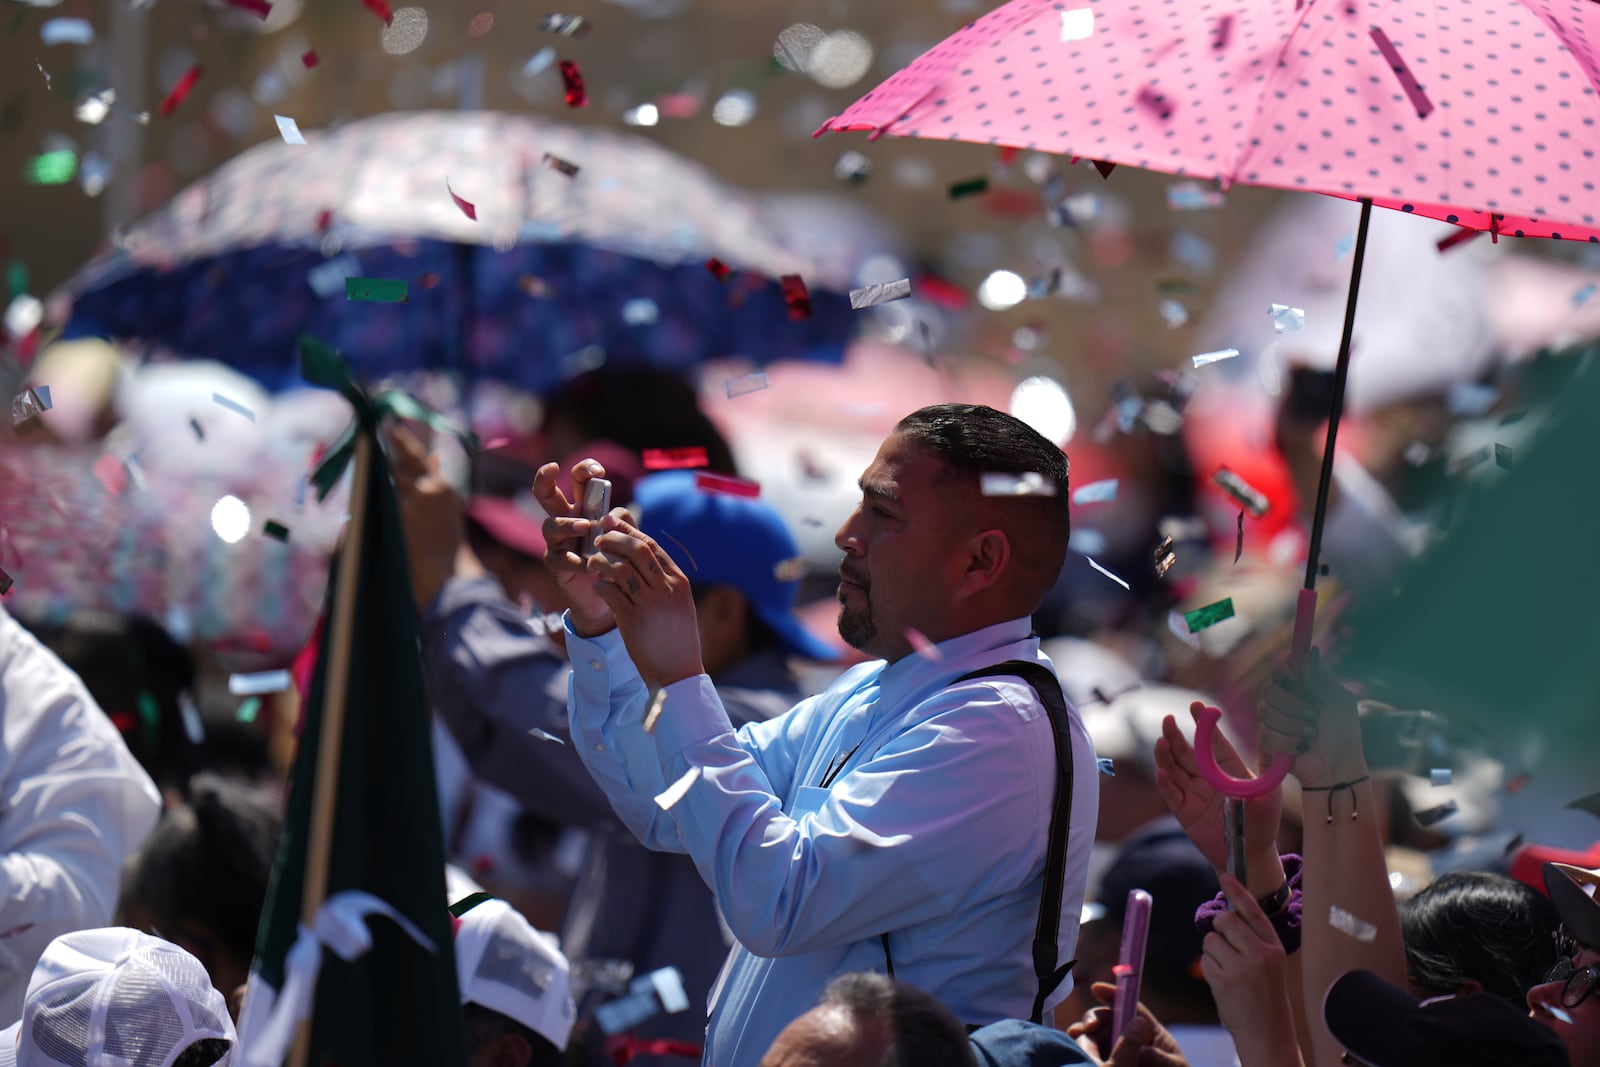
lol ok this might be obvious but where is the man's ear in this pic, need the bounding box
[958,528,1011,598]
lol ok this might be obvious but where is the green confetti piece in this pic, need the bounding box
[345,277,408,303]
[948,176,989,200]
[236,696,261,724]
[25,150,76,185]
[5,261,27,302]
[263,519,290,541]
[1183,597,1235,634]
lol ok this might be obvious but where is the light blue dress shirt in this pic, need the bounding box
[566,615,1100,1067]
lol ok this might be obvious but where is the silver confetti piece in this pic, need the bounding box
[1430,768,1452,786]
[1214,467,1270,518]
[1097,758,1116,776]
[1191,348,1240,368]
[1329,905,1378,943]
[1414,800,1458,827]
[228,670,291,695]
[10,387,51,426]
[1072,479,1119,505]
[1087,557,1130,590]
[213,392,257,421]
[1269,303,1306,333]
[654,766,702,811]
[725,372,769,399]
[980,471,1057,497]
[849,279,912,309]
[643,689,667,734]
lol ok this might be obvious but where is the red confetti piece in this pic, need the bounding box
[1505,772,1531,795]
[780,275,812,321]
[694,472,761,499]
[1112,963,1134,977]
[905,628,943,661]
[643,446,710,470]
[1091,159,1117,180]
[914,273,971,310]
[92,453,128,495]
[225,0,273,18]
[1435,227,1482,254]
[446,179,477,220]
[158,65,203,118]
[705,258,735,283]
[301,49,320,69]
[997,145,1020,166]
[559,59,587,108]
[362,0,393,25]
[1369,25,1433,120]
[316,209,333,232]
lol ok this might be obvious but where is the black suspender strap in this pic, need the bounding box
[874,660,1077,1022]
[952,661,1078,1025]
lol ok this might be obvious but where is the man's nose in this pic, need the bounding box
[835,509,863,554]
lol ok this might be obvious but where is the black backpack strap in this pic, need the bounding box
[955,660,1077,1024]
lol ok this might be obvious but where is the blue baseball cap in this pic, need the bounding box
[633,471,836,662]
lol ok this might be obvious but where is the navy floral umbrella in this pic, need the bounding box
[54,111,855,394]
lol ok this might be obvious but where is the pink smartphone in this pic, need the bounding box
[1112,889,1153,1040]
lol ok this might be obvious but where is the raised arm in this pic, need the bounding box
[1259,649,1407,1067]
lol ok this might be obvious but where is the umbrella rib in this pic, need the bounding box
[1232,0,1325,179]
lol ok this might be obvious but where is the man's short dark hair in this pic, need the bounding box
[463,1001,565,1067]
[893,404,1071,594]
[818,972,977,1067]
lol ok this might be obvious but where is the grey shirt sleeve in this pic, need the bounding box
[421,576,620,829]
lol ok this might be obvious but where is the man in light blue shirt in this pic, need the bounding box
[535,404,1100,1067]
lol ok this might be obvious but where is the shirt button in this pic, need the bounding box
[590,660,603,670]
[594,742,605,752]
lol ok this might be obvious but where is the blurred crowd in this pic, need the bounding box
[0,199,1599,1067]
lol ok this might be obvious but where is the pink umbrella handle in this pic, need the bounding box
[1194,705,1292,798]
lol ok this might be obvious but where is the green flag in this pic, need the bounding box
[237,339,467,1067]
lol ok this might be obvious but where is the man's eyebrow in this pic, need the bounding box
[857,479,901,506]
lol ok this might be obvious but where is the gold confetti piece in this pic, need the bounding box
[542,153,580,177]
[643,688,668,733]
[654,766,702,811]
[980,471,1057,497]
[1153,535,1176,578]
[1329,905,1378,942]
[773,557,807,582]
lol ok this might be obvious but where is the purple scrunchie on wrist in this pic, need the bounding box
[1195,853,1304,955]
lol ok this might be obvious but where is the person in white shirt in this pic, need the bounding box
[0,604,161,1024]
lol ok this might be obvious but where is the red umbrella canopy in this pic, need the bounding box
[819,0,1600,242]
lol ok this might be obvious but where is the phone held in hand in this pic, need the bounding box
[1286,365,1340,423]
[1112,889,1153,1041]
[582,477,612,557]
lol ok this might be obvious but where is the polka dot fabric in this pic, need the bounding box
[819,0,1600,242]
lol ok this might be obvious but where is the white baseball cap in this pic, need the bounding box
[1079,685,1237,778]
[453,896,575,1052]
[2,928,234,1067]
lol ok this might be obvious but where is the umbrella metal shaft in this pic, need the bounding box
[1302,197,1374,593]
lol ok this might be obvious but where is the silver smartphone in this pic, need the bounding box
[581,477,612,557]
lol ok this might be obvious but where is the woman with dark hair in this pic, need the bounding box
[1399,870,1562,1005]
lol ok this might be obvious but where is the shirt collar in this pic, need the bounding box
[875,616,1036,695]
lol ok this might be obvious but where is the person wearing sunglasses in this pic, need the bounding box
[1531,862,1600,1065]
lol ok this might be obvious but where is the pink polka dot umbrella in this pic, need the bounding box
[819,0,1600,793]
